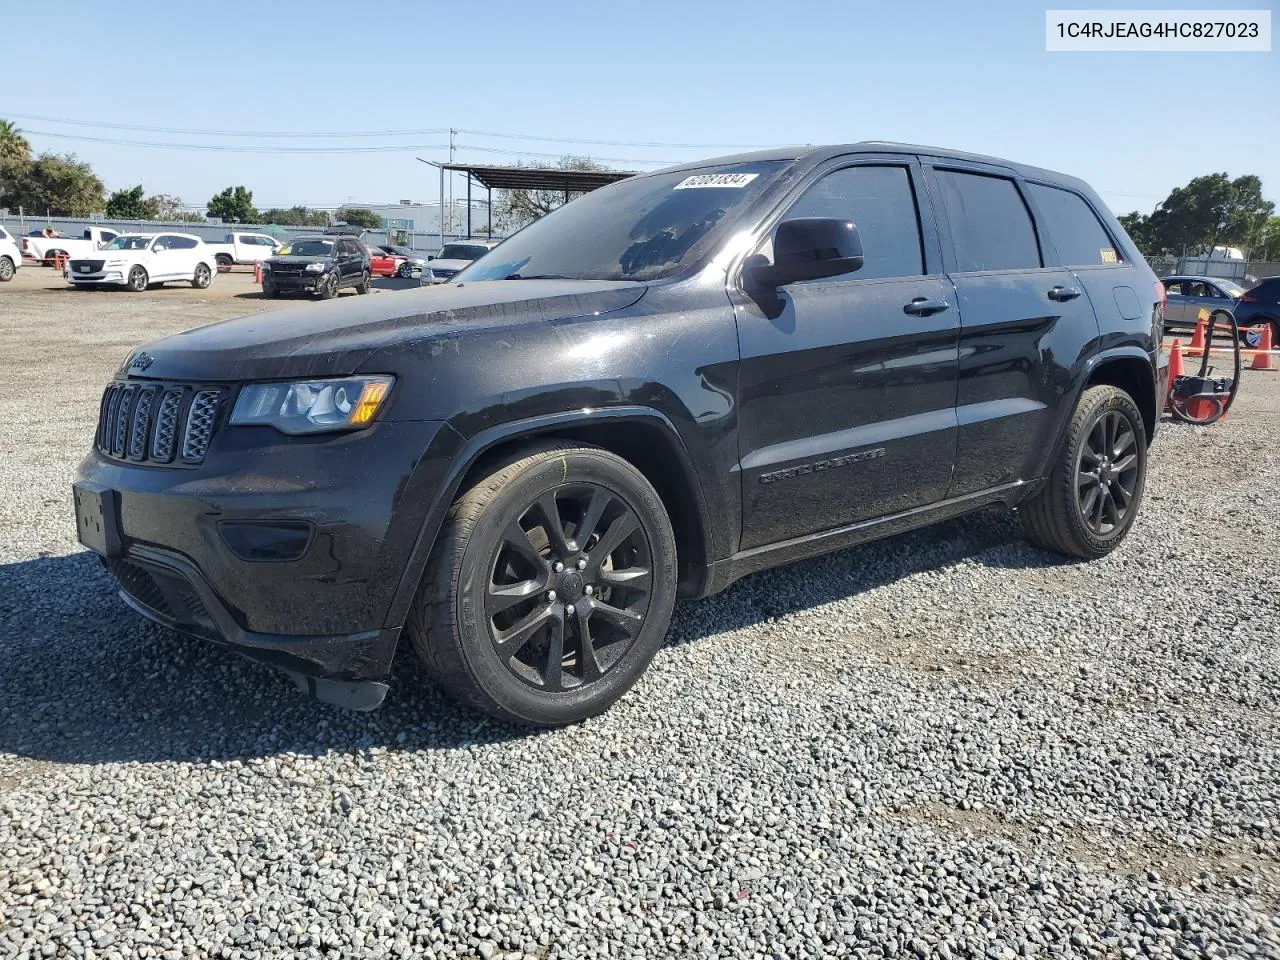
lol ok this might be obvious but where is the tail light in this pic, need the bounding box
[1238,294,1256,302]
[1152,280,1166,341]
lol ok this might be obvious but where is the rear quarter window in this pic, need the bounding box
[1027,183,1120,267]
[934,170,1041,272]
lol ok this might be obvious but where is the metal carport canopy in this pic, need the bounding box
[437,162,639,243]
[440,163,637,193]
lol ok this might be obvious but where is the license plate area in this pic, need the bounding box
[73,481,122,557]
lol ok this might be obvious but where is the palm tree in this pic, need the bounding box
[0,119,32,177]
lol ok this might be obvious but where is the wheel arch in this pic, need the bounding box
[1083,349,1158,444]
[383,407,714,632]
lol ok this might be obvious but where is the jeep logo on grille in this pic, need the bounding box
[129,352,155,372]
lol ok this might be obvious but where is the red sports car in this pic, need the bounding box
[366,246,409,278]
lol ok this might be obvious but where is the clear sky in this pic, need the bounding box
[4,0,1277,216]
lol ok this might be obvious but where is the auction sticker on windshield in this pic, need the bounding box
[674,173,760,190]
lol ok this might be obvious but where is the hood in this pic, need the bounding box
[266,254,337,266]
[428,258,473,272]
[120,279,647,382]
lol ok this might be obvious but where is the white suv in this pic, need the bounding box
[0,226,20,282]
[68,232,217,292]
[421,238,501,284]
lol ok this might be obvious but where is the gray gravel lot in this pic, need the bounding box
[1,266,1278,959]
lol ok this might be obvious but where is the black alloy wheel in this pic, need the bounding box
[409,443,677,726]
[485,483,653,692]
[1075,409,1139,536]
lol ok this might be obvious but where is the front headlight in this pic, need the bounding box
[230,376,394,435]
[304,262,327,274]
[259,262,271,271]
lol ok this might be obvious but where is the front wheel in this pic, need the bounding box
[318,272,339,299]
[191,263,212,289]
[215,254,233,273]
[408,444,678,726]
[1020,385,1148,559]
[397,262,413,279]
[126,266,148,292]
[0,256,13,282]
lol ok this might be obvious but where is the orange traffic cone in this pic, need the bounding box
[1165,339,1184,411]
[1252,322,1278,372]
[253,261,262,283]
[1189,314,1206,352]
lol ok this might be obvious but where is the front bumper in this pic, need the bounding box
[263,272,328,293]
[70,270,127,285]
[76,418,464,706]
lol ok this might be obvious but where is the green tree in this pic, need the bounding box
[262,205,330,227]
[150,194,205,222]
[206,185,259,223]
[2,152,104,217]
[104,184,156,220]
[335,206,382,229]
[1136,173,1274,256]
[0,119,31,184]
[1257,216,1280,261]
[1117,211,1150,251]
[495,156,608,231]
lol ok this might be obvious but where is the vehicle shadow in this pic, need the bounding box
[230,278,420,301]
[0,508,1053,767]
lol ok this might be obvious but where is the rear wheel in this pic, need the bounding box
[0,256,13,282]
[1020,385,1147,559]
[126,266,148,292]
[191,263,212,289]
[408,443,677,726]
[215,254,233,273]
[356,270,371,295]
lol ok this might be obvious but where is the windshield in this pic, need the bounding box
[104,236,153,251]
[437,244,491,262]
[289,239,334,257]
[461,161,786,282]
[389,246,414,256]
[1217,279,1245,298]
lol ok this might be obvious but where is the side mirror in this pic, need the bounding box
[749,218,864,288]
[427,255,435,261]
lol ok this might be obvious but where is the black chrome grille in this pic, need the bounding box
[95,381,225,466]
[70,259,106,274]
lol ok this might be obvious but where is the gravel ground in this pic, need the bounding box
[1,270,1277,959]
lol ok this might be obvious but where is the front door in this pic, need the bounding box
[732,160,960,551]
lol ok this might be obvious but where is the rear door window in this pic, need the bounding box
[1026,183,1120,267]
[783,165,924,281]
[934,170,1041,272]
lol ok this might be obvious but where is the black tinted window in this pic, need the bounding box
[935,170,1041,272]
[167,236,197,249]
[785,165,923,280]
[1027,183,1119,266]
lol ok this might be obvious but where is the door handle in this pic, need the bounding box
[903,297,950,317]
[1048,285,1082,302]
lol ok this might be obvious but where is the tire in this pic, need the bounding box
[126,266,148,292]
[318,272,339,300]
[397,262,413,279]
[215,254,233,272]
[1020,385,1148,559]
[356,270,371,295]
[408,443,678,726]
[46,249,67,266]
[261,282,277,299]
[0,256,13,282]
[191,263,212,289]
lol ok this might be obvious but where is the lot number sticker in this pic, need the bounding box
[674,173,759,190]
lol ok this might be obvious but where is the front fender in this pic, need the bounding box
[380,405,714,629]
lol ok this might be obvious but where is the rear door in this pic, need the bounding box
[923,162,1099,497]
[732,157,959,549]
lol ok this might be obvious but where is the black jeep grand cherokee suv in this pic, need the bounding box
[75,144,1164,725]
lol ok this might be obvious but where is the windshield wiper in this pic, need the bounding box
[503,272,571,280]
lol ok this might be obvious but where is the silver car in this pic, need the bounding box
[421,239,501,285]
[1160,275,1245,334]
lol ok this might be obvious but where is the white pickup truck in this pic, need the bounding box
[204,232,280,271]
[22,226,120,264]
